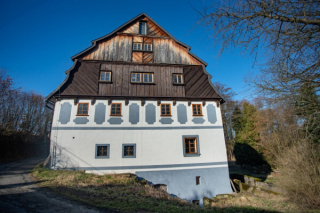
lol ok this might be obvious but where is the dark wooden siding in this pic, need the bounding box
[99,63,184,97]
[55,62,220,99]
[59,62,99,96]
[184,67,220,98]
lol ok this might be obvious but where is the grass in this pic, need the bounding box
[32,164,309,213]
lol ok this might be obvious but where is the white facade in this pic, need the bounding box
[50,99,232,204]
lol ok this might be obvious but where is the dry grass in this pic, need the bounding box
[32,165,314,213]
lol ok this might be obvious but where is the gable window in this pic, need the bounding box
[131,73,141,82]
[160,104,171,116]
[100,71,111,82]
[184,137,198,154]
[131,72,154,83]
[173,74,183,84]
[110,103,122,116]
[144,73,153,83]
[139,21,147,35]
[192,104,202,116]
[144,43,152,51]
[196,176,201,185]
[122,144,136,158]
[77,103,89,116]
[95,144,110,159]
[133,43,142,50]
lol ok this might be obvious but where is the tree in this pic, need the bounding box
[213,82,238,159]
[196,0,320,100]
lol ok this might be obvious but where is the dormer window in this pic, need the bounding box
[139,21,147,35]
[173,74,184,84]
[133,43,142,50]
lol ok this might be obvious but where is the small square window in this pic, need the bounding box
[144,43,152,51]
[131,73,141,82]
[95,144,110,159]
[192,104,202,116]
[160,104,171,116]
[133,43,142,50]
[196,176,201,185]
[77,103,89,116]
[110,103,121,116]
[173,74,183,84]
[143,73,153,83]
[139,21,147,35]
[100,71,111,81]
[122,144,136,158]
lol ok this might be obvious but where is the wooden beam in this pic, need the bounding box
[157,100,161,106]
[125,99,129,106]
[202,100,206,106]
[91,98,95,105]
[141,99,145,106]
[74,98,77,105]
[216,101,220,108]
[108,99,112,105]
[173,100,176,106]
[188,100,191,106]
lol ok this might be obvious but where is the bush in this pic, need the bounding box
[276,142,320,206]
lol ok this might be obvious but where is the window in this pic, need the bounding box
[196,176,201,185]
[110,103,121,116]
[139,21,147,35]
[100,71,111,81]
[161,104,171,116]
[144,43,152,51]
[133,43,142,50]
[95,144,110,159]
[173,74,183,84]
[192,104,202,116]
[122,144,136,158]
[131,72,154,83]
[144,73,153,83]
[77,103,89,116]
[185,137,198,154]
[131,73,141,82]
[192,200,199,206]
[182,135,200,157]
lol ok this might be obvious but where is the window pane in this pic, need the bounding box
[101,73,105,80]
[173,75,177,83]
[106,73,110,81]
[139,22,146,35]
[137,74,140,82]
[144,74,148,82]
[149,75,152,82]
[178,76,182,83]
[97,146,108,156]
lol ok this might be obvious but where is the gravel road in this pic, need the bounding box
[0,157,100,213]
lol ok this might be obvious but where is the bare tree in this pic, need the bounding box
[196,0,320,98]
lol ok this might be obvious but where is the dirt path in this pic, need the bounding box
[0,157,100,213]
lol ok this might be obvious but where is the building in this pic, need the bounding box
[46,13,232,205]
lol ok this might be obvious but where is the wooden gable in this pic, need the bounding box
[79,14,204,66]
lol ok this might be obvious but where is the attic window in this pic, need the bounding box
[100,71,111,82]
[173,74,183,84]
[139,21,147,35]
[144,44,152,51]
[133,43,142,50]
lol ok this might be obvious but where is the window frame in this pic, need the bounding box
[110,103,122,116]
[172,73,184,84]
[143,43,152,51]
[122,144,136,158]
[139,21,147,35]
[131,72,154,84]
[192,104,203,116]
[95,144,110,159]
[143,73,153,83]
[77,103,89,116]
[160,103,171,116]
[99,71,112,82]
[182,135,201,157]
[133,42,143,51]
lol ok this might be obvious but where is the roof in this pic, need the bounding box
[70,13,207,66]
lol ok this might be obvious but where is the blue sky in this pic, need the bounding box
[0,0,257,100]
